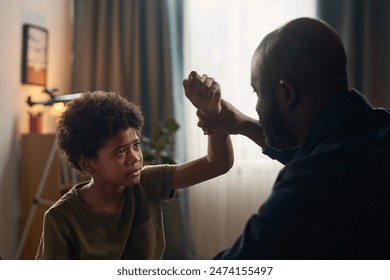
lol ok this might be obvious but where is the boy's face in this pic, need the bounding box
[90,127,143,187]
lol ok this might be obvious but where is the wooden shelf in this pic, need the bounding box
[19,133,61,259]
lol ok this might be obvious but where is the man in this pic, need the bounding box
[198,17,390,259]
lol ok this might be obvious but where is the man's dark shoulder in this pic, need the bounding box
[336,107,390,153]
[284,116,390,185]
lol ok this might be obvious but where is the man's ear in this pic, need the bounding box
[78,156,95,174]
[278,79,299,110]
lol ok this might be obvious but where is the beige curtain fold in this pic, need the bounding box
[72,0,180,136]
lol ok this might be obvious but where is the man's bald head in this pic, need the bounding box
[252,17,348,95]
[251,18,350,149]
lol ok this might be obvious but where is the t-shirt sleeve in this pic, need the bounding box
[140,164,177,201]
[35,209,72,260]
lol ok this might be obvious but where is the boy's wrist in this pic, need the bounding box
[200,106,222,120]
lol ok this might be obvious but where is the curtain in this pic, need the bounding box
[72,0,185,138]
[317,0,390,107]
[72,0,192,259]
[184,0,316,259]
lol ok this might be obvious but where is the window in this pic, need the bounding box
[183,0,316,259]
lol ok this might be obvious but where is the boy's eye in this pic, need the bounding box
[117,148,126,155]
[134,142,141,149]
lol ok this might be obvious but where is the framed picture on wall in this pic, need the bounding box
[21,24,49,86]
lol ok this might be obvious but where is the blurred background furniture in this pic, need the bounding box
[18,133,78,259]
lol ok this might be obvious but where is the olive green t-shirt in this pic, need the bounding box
[36,164,176,260]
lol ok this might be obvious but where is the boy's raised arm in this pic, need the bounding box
[172,71,234,189]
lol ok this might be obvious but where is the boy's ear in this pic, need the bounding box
[278,79,299,110]
[78,156,95,174]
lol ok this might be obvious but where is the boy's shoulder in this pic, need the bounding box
[140,164,176,179]
[140,164,176,200]
[45,181,89,216]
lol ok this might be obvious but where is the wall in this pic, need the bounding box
[0,0,73,259]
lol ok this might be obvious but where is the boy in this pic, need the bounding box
[36,72,233,259]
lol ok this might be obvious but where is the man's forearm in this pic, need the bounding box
[238,117,267,148]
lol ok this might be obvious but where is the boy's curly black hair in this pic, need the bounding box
[56,90,144,172]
